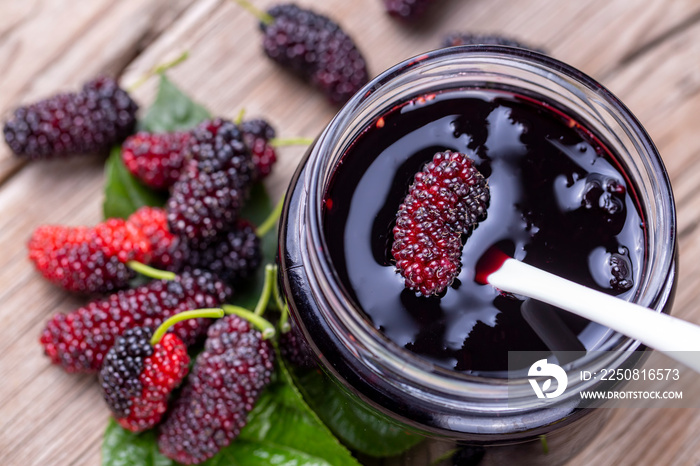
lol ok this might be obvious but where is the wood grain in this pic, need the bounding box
[2,0,700,465]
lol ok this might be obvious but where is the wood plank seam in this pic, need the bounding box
[6,1,121,102]
[602,7,700,81]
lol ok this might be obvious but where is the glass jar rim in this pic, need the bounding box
[299,45,677,412]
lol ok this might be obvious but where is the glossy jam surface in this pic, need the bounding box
[322,89,645,375]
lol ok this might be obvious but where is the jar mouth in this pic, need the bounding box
[300,46,677,411]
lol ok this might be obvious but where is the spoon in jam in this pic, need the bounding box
[476,247,700,373]
[392,149,699,372]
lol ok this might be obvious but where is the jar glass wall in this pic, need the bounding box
[277,46,677,464]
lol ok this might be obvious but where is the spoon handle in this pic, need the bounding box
[487,256,700,371]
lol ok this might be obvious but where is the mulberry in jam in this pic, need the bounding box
[322,89,645,374]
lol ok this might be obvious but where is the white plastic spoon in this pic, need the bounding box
[476,248,700,372]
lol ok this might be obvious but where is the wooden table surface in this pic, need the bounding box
[2,0,700,464]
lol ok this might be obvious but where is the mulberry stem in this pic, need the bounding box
[234,108,246,125]
[127,261,176,281]
[127,50,189,92]
[270,137,314,147]
[221,265,276,338]
[231,0,274,25]
[273,270,291,333]
[150,308,224,346]
[222,305,276,340]
[254,264,276,316]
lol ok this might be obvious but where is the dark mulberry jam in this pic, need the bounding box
[322,89,645,375]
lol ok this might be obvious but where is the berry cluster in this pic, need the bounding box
[121,118,278,191]
[392,150,490,296]
[20,77,289,463]
[28,120,270,294]
[29,109,283,463]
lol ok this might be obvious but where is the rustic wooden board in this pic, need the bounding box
[3,0,700,465]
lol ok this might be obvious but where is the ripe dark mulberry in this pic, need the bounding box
[166,119,255,245]
[3,77,137,159]
[240,119,277,180]
[121,131,191,190]
[187,119,253,176]
[392,150,489,296]
[384,0,438,21]
[28,218,151,294]
[261,4,369,104]
[185,220,261,283]
[99,327,189,432]
[40,269,231,373]
[158,314,274,464]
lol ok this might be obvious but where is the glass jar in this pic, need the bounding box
[277,46,677,465]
